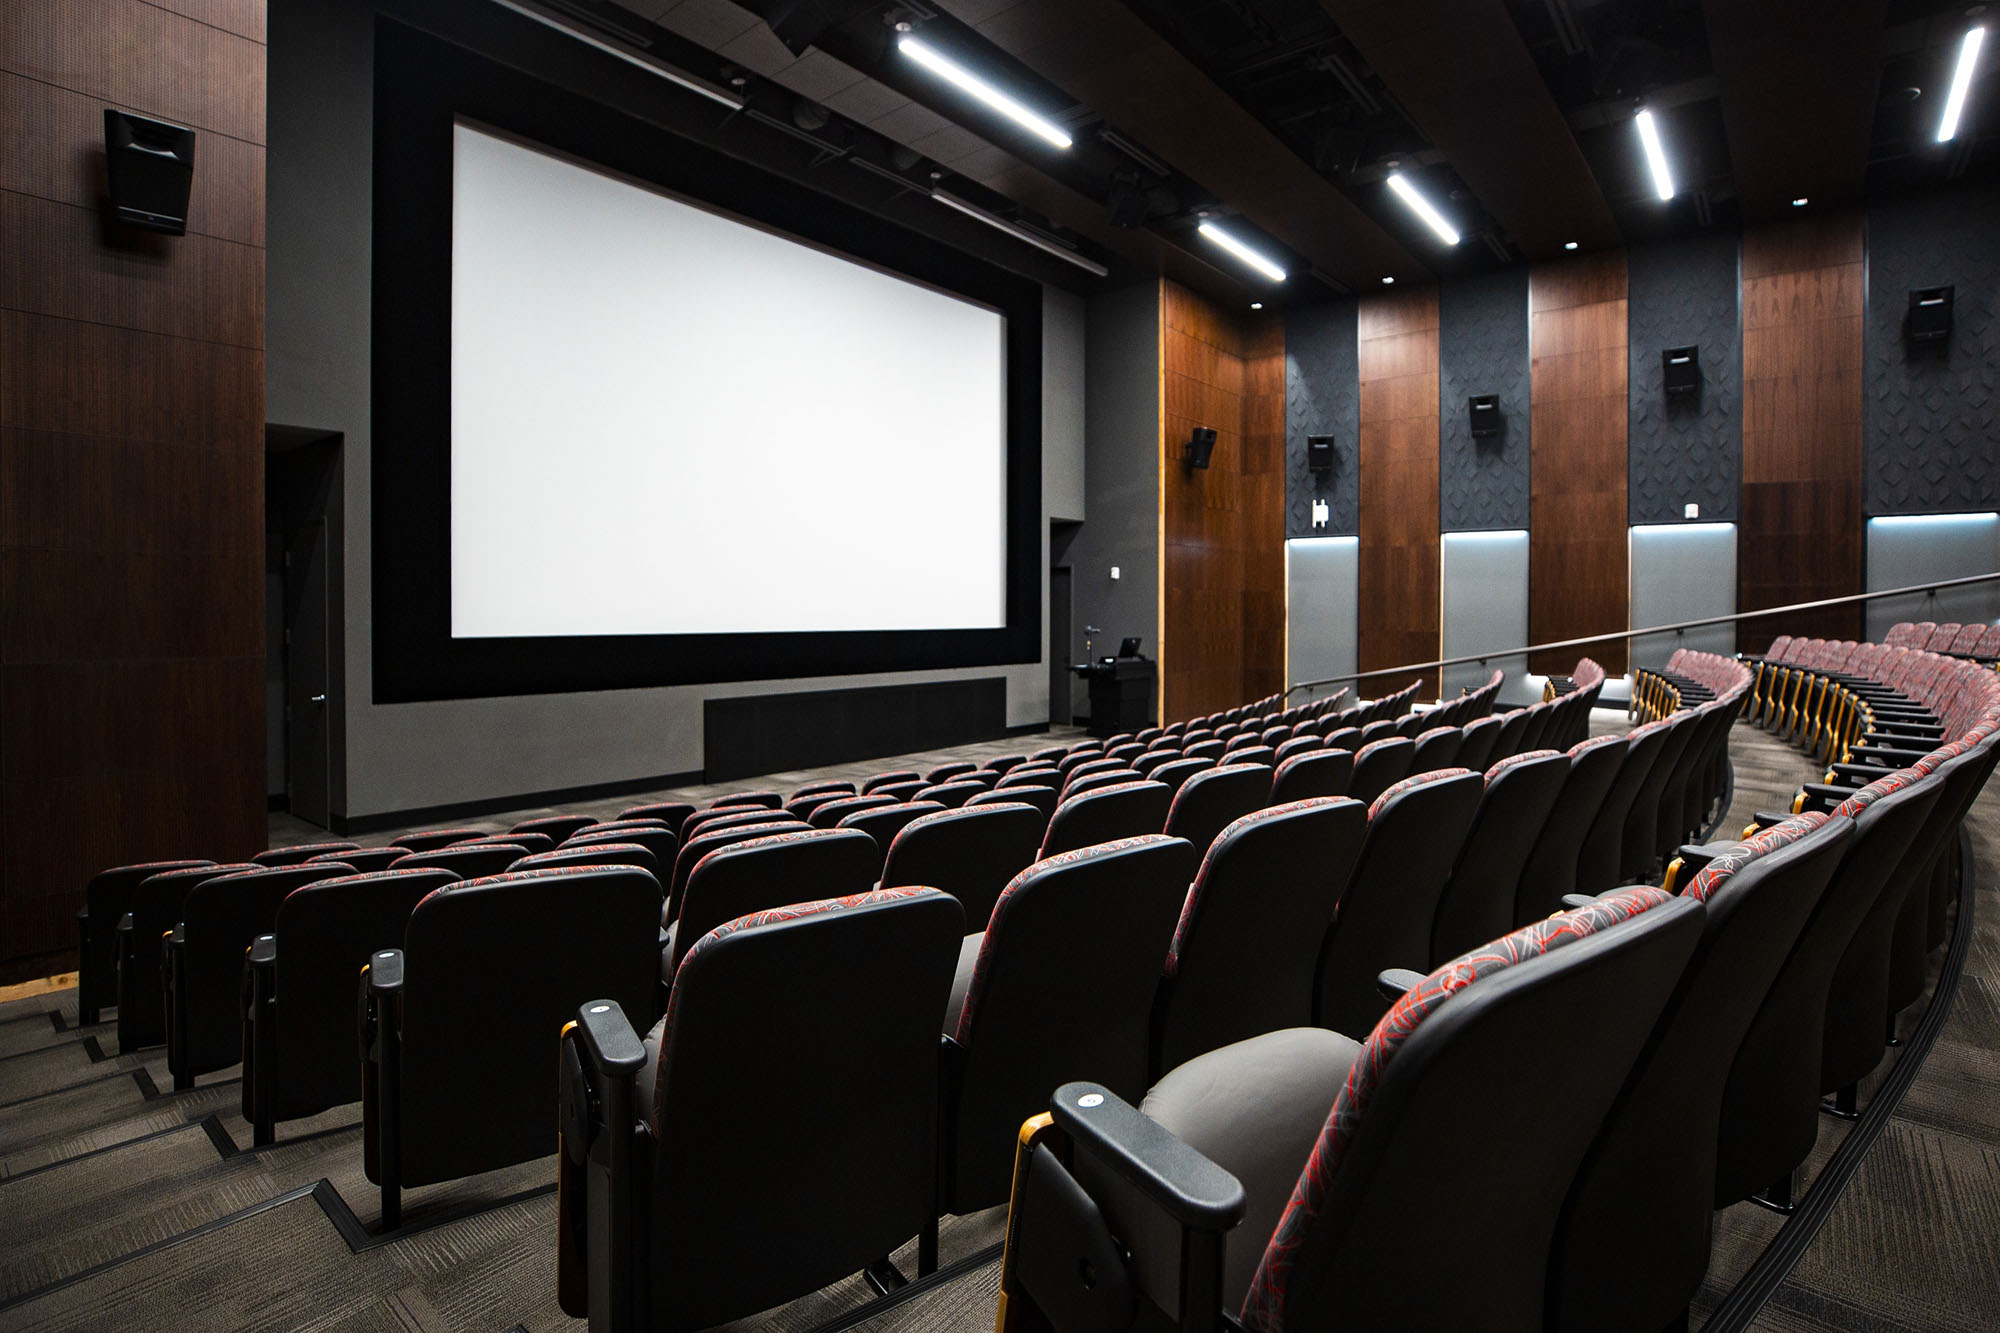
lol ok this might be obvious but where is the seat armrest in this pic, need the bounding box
[164,925,189,1089]
[1750,811,1792,832]
[361,950,407,1230]
[244,935,279,1144]
[1798,783,1857,813]
[249,934,277,966]
[1850,743,1931,767]
[1830,762,1891,785]
[1048,1081,1246,1233]
[1376,968,1426,1001]
[1560,893,1598,910]
[559,999,648,1322]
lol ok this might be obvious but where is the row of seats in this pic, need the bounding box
[983,640,1997,1333]
[1883,618,2000,658]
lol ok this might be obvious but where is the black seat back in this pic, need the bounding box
[1062,768,1145,799]
[312,847,410,874]
[644,888,964,1328]
[1573,723,1671,896]
[1488,707,1533,763]
[395,866,659,1187]
[79,859,211,1021]
[1409,725,1463,773]
[1515,700,1556,752]
[966,785,1055,833]
[255,841,359,867]
[391,827,487,852]
[1550,817,1851,1332]
[1163,763,1274,857]
[511,814,598,843]
[1431,750,1570,965]
[565,826,677,875]
[1514,736,1627,923]
[1040,780,1173,857]
[880,803,1046,931]
[1146,757,1212,796]
[117,863,255,1048]
[808,794,895,829]
[261,868,457,1120]
[1155,799,1368,1074]
[1346,737,1415,806]
[666,820,799,922]
[684,805,800,840]
[1271,748,1353,803]
[394,844,530,880]
[836,801,946,871]
[1619,710,1701,882]
[1454,714,1505,772]
[617,801,696,835]
[515,843,661,876]
[670,830,880,976]
[945,835,1199,1212]
[1315,770,1482,1034]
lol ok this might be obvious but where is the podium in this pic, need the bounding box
[1073,655,1156,737]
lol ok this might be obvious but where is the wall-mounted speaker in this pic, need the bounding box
[1662,345,1700,396]
[1908,286,1954,343]
[1467,394,1501,438]
[1306,434,1335,473]
[1184,426,1218,469]
[104,109,195,235]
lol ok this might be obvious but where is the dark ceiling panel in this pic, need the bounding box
[1319,0,1621,258]
[1703,0,1889,219]
[935,0,1432,288]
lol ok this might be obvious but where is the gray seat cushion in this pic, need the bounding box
[1139,1027,1361,1310]
[944,932,982,1034]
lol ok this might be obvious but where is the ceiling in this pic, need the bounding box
[524,0,1998,304]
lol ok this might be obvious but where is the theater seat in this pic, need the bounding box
[939,835,1199,1217]
[1039,780,1174,857]
[309,847,410,874]
[1164,763,1273,858]
[255,841,360,868]
[1430,750,1569,965]
[511,814,598,843]
[76,859,213,1026]
[393,843,531,880]
[458,832,555,855]
[242,866,458,1143]
[1574,721,1672,897]
[662,829,879,988]
[684,805,803,840]
[1346,736,1414,806]
[564,825,677,877]
[785,790,853,822]
[808,795,895,829]
[558,888,964,1328]
[664,818,811,929]
[514,842,661,876]
[1153,798,1367,1075]
[1514,736,1627,923]
[1315,769,1482,1034]
[925,761,978,785]
[836,800,947,868]
[913,779,986,808]
[1408,725,1463,773]
[115,863,258,1051]
[1273,735,1322,765]
[390,827,488,853]
[880,803,1045,932]
[1063,767,1144,799]
[966,786,1054,833]
[166,862,357,1089]
[995,888,1701,1331]
[616,802,696,835]
[1454,713,1505,773]
[862,770,922,794]
[1271,748,1352,803]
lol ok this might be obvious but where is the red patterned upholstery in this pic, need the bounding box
[1366,767,1473,821]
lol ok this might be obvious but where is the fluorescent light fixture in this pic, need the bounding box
[1634,108,1675,200]
[1937,25,1986,142]
[1564,240,1579,250]
[1385,172,1461,245]
[1250,301,1263,309]
[1791,197,1809,207]
[1381,276,1395,284]
[485,0,744,110]
[898,35,1072,149]
[930,188,1108,276]
[1442,529,1530,545]
[1629,521,1737,536]
[1869,511,2000,528]
[1197,221,1287,282]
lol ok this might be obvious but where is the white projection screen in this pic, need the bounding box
[449,122,1008,639]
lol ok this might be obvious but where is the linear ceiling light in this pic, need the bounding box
[486,0,744,110]
[1938,25,1987,142]
[930,188,1108,276]
[1196,221,1287,282]
[1385,172,1460,245]
[1634,108,1675,200]
[898,35,1072,149]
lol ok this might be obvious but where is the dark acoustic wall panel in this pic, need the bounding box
[1864,184,2000,515]
[1529,253,1629,676]
[1160,281,1286,722]
[1628,232,1742,524]
[1739,213,1865,644]
[1284,299,1360,537]
[1438,268,1530,532]
[703,679,1008,783]
[1356,288,1442,693]
[0,0,268,976]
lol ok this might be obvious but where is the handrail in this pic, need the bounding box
[1285,570,2000,698]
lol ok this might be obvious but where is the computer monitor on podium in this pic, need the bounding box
[1118,636,1143,658]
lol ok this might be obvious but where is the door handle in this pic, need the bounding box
[310,694,327,705]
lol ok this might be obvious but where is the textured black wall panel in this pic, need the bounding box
[703,678,1008,782]
[1865,185,2000,515]
[1439,269,1530,531]
[1628,232,1741,524]
[1285,299,1360,537]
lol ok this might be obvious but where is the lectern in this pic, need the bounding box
[1074,649,1156,737]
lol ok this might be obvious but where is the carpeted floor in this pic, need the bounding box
[0,712,1993,1331]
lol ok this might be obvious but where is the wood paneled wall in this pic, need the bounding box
[1528,254,1628,674]
[1355,289,1440,693]
[1739,213,1865,645]
[1,1,267,976]
[1159,280,1285,723]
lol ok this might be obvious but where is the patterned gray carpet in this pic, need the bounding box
[0,713,1992,1331]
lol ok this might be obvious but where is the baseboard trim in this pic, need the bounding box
[329,769,704,836]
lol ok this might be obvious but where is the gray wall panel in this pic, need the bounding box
[1284,300,1360,537]
[1044,286,1087,522]
[1628,233,1741,524]
[1628,523,1737,670]
[1439,270,1530,531]
[1070,282,1162,678]
[1440,531,1529,699]
[1864,514,2000,642]
[1865,185,2000,516]
[1287,538,1359,695]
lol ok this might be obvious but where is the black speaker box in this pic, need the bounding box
[104,109,195,235]
[1307,434,1335,473]
[1908,286,1954,343]
[1662,345,1700,396]
[1468,394,1501,438]
[1185,426,1217,469]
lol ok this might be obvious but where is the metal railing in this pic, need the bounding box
[1285,570,2000,699]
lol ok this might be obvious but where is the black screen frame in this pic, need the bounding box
[370,19,1042,702]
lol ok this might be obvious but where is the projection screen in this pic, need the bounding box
[449,122,1008,639]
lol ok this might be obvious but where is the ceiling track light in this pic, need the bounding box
[1385,171,1461,245]
[898,34,1073,149]
[1634,108,1675,201]
[1937,25,1986,142]
[484,0,744,110]
[930,188,1108,276]
[1196,221,1288,282]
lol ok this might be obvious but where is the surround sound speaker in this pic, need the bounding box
[104,109,195,235]
[1307,434,1336,473]
[1185,426,1217,469]
[1662,345,1700,396]
[1468,394,1501,438]
[1908,286,1954,343]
